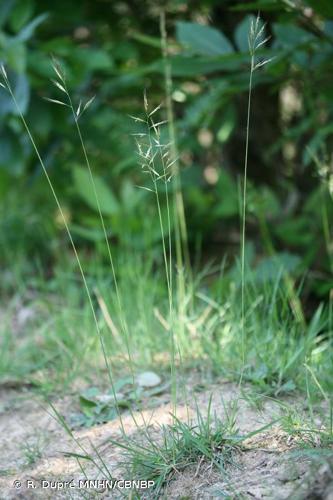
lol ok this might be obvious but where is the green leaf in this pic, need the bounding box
[234,15,257,52]
[248,186,280,218]
[215,169,239,217]
[143,52,250,77]
[79,387,100,414]
[304,186,333,217]
[9,0,35,32]
[73,166,119,216]
[6,42,27,73]
[324,21,333,36]
[12,73,30,112]
[70,223,112,242]
[13,13,49,43]
[176,21,234,56]
[273,24,315,49]
[217,105,237,143]
[144,381,171,398]
[120,180,145,211]
[113,376,133,392]
[278,380,296,393]
[0,128,25,176]
[274,217,314,246]
[0,169,10,196]
[184,84,226,127]
[27,99,52,137]
[74,48,114,72]
[254,253,301,283]
[130,32,162,49]
[168,55,242,76]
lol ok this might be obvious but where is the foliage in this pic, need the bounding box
[0,0,331,305]
[0,0,333,282]
[112,398,241,494]
[1,3,332,494]
[70,374,169,428]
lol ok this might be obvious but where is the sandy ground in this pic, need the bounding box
[0,377,332,500]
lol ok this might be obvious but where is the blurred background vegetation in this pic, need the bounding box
[0,0,332,311]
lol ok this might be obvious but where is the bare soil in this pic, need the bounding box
[0,379,332,499]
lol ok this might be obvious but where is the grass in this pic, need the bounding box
[1,14,330,396]
[281,406,333,449]
[0,12,332,499]
[111,398,241,495]
[22,435,45,467]
[1,252,330,398]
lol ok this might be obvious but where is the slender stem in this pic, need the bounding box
[239,54,254,386]
[160,11,194,418]
[66,91,145,431]
[4,77,125,433]
[70,99,134,359]
[165,179,173,317]
[159,12,181,414]
[142,114,177,412]
[154,122,173,317]
[160,12,191,299]
[145,116,172,306]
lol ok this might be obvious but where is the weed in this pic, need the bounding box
[0,64,120,403]
[22,435,45,466]
[0,12,332,498]
[282,407,333,449]
[111,398,241,494]
[240,14,271,383]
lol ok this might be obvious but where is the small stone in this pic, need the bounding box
[136,372,161,388]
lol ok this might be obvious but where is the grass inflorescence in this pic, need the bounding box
[0,11,332,498]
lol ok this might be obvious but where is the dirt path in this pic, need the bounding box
[0,380,331,499]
